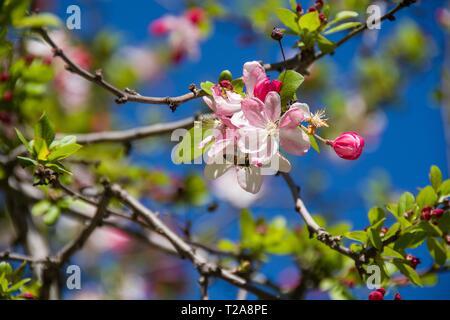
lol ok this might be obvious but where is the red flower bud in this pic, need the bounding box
[330,132,365,160]
[0,111,12,125]
[271,28,284,41]
[421,207,432,221]
[308,7,317,13]
[3,90,13,102]
[376,287,386,296]
[219,80,234,91]
[185,7,205,25]
[369,290,384,300]
[394,293,402,300]
[21,292,35,299]
[315,0,324,10]
[296,4,304,15]
[149,19,169,36]
[253,78,282,102]
[0,72,9,82]
[25,54,35,65]
[319,13,327,23]
[432,208,445,218]
[406,254,421,269]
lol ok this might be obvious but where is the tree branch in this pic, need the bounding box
[264,0,417,72]
[56,181,112,265]
[34,28,203,110]
[281,172,356,260]
[110,183,278,299]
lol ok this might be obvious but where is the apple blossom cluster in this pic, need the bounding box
[149,7,207,63]
[195,61,365,194]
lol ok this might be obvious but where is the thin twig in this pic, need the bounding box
[264,0,417,72]
[34,28,203,110]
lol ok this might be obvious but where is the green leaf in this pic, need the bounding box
[323,22,362,35]
[344,231,367,243]
[383,222,401,241]
[0,262,13,276]
[327,10,358,26]
[43,206,60,225]
[368,228,382,250]
[416,186,438,209]
[317,34,336,54]
[217,239,236,253]
[382,246,404,259]
[307,133,320,153]
[15,128,32,153]
[48,143,82,161]
[200,81,214,95]
[429,165,442,191]
[7,278,30,293]
[231,78,244,94]
[277,70,304,107]
[17,156,38,167]
[298,11,321,32]
[440,179,450,197]
[367,218,385,250]
[275,8,300,34]
[394,261,422,286]
[395,231,427,249]
[45,162,72,175]
[14,13,61,28]
[173,123,212,164]
[368,207,385,225]
[427,238,447,265]
[398,192,415,215]
[240,209,255,243]
[34,113,55,146]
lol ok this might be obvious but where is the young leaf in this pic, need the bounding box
[317,34,335,54]
[307,132,320,153]
[278,70,304,106]
[34,113,55,146]
[439,179,450,197]
[343,231,367,243]
[43,206,61,225]
[323,22,361,35]
[240,209,256,244]
[298,11,321,32]
[231,78,244,94]
[275,8,300,34]
[429,165,442,191]
[368,207,385,225]
[398,192,415,215]
[47,143,82,161]
[17,156,38,167]
[416,186,438,209]
[382,246,404,259]
[15,128,32,153]
[327,10,358,27]
[427,238,447,265]
[200,81,214,95]
[14,13,61,28]
[394,261,422,286]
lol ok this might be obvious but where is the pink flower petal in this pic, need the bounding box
[279,103,309,128]
[243,61,267,98]
[264,92,281,123]
[241,98,268,128]
[279,126,310,155]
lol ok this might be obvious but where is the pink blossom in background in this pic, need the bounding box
[149,8,207,63]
